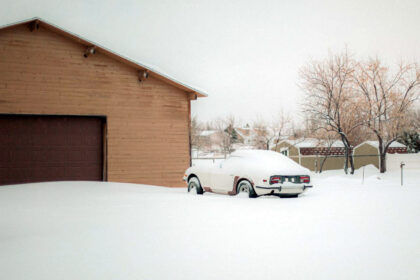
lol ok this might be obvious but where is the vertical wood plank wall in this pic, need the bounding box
[0,25,191,187]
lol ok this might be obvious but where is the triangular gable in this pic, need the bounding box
[0,17,207,98]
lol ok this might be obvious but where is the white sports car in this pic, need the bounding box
[184,150,313,198]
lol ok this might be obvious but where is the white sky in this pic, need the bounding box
[1,0,419,124]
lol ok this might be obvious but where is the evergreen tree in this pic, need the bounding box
[400,131,420,153]
[231,128,238,143]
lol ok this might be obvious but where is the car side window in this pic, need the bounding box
[218,158,230,168]
[220,156,241,169]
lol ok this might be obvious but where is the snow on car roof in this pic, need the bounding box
[230,149,310,174]
[231,149,284,158]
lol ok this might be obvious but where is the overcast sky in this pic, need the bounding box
[1,0,419,124]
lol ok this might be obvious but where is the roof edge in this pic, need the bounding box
[353,140,407,151]
[0,17,208,98]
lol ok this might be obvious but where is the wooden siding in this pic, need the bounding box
[272,142,299,157]
[300,156,345,172]
[353,143,379,169]
[273,141,346,171]
[0,24,191,187]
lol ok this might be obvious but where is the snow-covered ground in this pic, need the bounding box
[0,167,419,280]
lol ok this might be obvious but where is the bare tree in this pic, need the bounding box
[408,108,420,131]
[252,118,271,150]
[273,111,292,151]
[214,116,237,157]
[353,59,420,172]
[299,49,362,174]
[252,112,291,150]
[190,116,203,154]
[317,132,338,173]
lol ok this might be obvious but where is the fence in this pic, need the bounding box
[286,154,386,172]
[192,154,383,172]
[193,153,420,172]
[387,153,420,171]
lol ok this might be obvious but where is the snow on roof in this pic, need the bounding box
[138,62,208,97]
[235,128,251,138]
[283,138,345,148]
[270,136,289,144]
[359,141,406,149]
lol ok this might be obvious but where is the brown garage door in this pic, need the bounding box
[0,115,104,186]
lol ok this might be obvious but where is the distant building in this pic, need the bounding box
[198,130,224,152]
[353,141,407,169]
[272,138,409,172]
[272,138,346,171]
[235,127,255,146]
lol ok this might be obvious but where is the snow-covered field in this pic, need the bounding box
[0,167,419,280]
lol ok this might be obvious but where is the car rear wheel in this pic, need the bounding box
[237,180,257,198]
[188,177,204,195]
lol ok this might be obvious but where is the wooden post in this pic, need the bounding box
[28,20,40,32]
[138,70,149,82]
[84,46,96,58]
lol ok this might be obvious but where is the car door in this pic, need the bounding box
[195,162,216,190]
[210,157,237,194]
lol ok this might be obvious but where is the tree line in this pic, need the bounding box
[191,49,420,174]
[300,49,419,173]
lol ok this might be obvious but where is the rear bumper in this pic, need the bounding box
[255,184,312,195]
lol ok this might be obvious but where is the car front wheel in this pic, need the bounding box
[237,180,257,198]
[188,177,204,195]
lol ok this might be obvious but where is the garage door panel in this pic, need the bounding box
[67,150,84,162]
[67,134,84,146]
[0,150,9,167]
[0,115,104,185]
[0,168,8,180]
[0,134,11,146]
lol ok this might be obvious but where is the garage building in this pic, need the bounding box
[0,18,206,187]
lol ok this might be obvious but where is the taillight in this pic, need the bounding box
[270,176,282,184]
[300,176,310,183]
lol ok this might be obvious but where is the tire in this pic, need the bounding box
[188,177,204,195]
[236,180,257,198]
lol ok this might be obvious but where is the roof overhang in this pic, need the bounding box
[0,17,208,98]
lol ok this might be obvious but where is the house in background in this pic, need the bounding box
[273,138,409,172]
[353,141,407,169]
[197,127,257,154]
[272,138,346,171]
[235,127,254,146]
[197,130,225,153]
[0,18,207,187]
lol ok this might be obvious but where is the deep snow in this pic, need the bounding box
[0,167,419,280]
